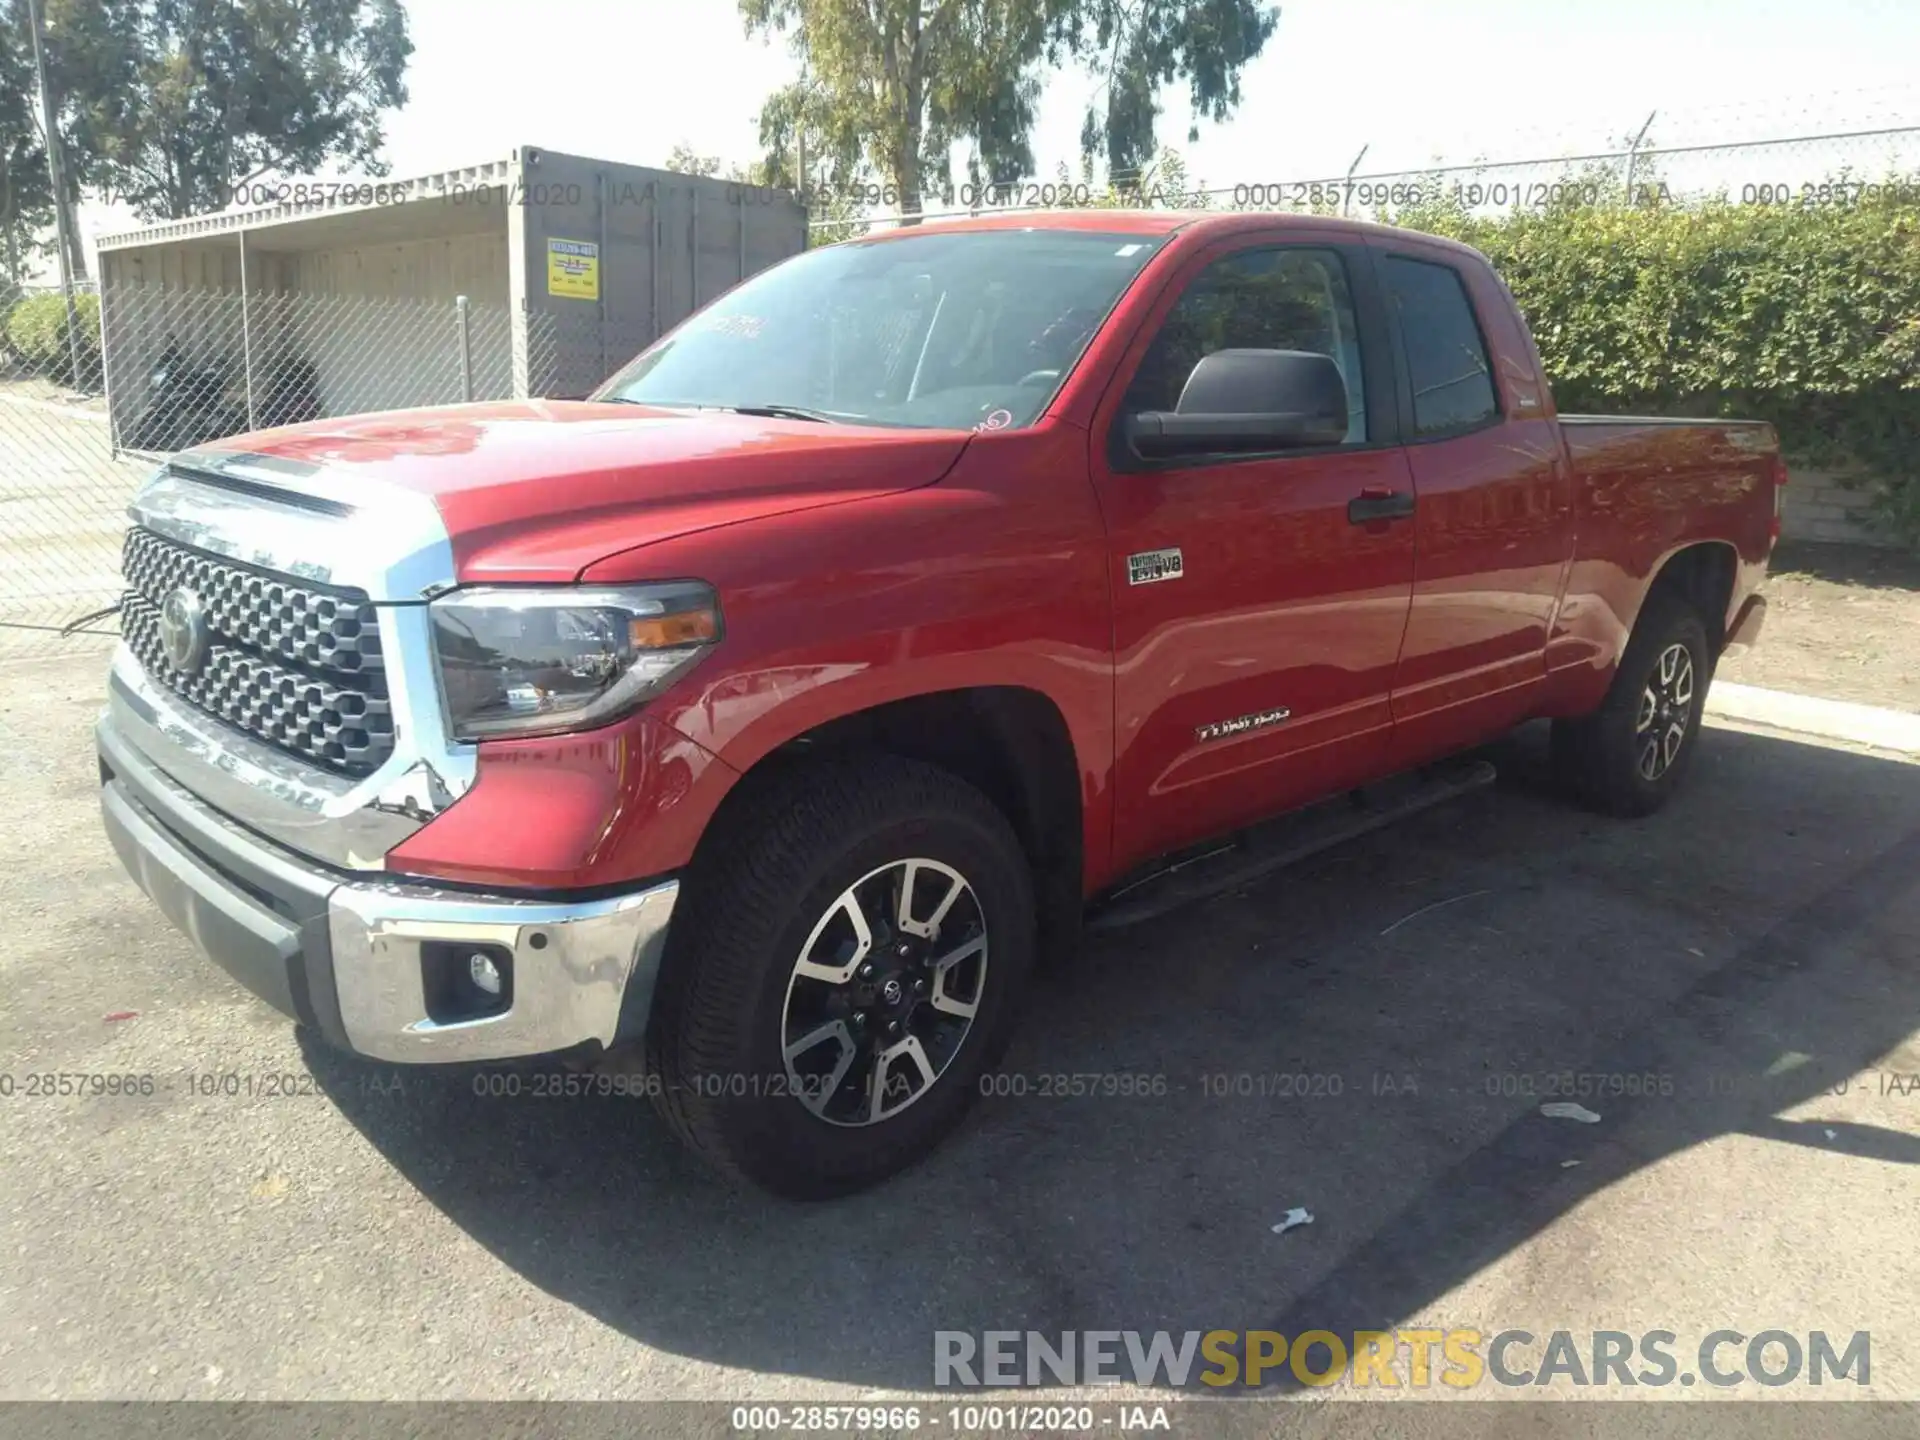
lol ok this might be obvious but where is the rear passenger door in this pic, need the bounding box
[1375,246,1575,766]
[1092,239,1418,877]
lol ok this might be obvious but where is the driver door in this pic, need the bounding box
[1090,239,1419,876]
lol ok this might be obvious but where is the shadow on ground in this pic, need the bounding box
[305,722,1920,1392]
[1770,539,1920,592]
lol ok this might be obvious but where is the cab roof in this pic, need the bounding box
[841,207,1489,265]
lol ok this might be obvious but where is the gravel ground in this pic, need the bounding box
[1716,542,1920,714]
[4,644,1919,1413]
[0,398,146,656]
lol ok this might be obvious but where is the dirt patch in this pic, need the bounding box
[0,372,107,413]
[1715,541,1920,714]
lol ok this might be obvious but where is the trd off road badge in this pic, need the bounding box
[1127,547,1184,585]
[1194,707,1292,743]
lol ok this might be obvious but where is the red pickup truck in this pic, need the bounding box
[99,211,1779,1196]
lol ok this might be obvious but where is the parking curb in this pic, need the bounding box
[1706,681,1920,756]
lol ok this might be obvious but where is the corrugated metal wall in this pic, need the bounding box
[283,230,507,301]
[98,242,285,444]
[512,150,808,398]
[279,231,511,416]
[100,221,513,443]
[95,152,809,443]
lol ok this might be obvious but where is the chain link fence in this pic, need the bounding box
[0,286,646,658]
[822,116,1920,236]
[522,307,655,405]
[2,278,124,652]
[96,288,518,453]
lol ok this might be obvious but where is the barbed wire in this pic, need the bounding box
[814,117,1920,232]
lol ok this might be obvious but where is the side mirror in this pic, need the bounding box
[1127,349,1349,459]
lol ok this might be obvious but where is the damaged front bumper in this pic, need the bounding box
[98,702,678,1065]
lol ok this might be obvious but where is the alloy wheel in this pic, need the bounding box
[780,858,990,1127]
[1635,641,1696,781]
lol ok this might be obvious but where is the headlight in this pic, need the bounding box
[428,583,722,741]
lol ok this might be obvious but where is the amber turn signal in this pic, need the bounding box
[631,608,720,648]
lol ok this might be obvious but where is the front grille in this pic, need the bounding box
[120,529,395,776]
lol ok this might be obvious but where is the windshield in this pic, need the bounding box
[594,229,1167,430]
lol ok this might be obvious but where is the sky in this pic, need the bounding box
[378,0,1920,187]
[71,0,1920,256]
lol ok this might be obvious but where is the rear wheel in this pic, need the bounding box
[1552,592,1712,817]
[647,754,1034,1198]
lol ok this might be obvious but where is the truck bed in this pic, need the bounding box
[1545,413,1781,704]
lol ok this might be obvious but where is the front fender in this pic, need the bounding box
[398,424,1118,892]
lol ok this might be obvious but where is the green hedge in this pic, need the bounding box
[4,291,102,388]
[1390,192,1920,543]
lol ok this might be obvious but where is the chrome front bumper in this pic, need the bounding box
[98,707,679,1064]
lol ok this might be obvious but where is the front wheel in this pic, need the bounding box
[1552,592,1712,817]
[647,754,1035,1198]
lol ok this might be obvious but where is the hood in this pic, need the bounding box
[188,400,974,582]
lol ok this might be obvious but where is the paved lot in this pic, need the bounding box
[3,643,1919,1406]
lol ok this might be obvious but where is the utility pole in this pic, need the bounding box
[3,155,20,293]
[1342,143,1370,217]
[795,60,809,219]
[1622,111,1657,208]
[26,0,86,390]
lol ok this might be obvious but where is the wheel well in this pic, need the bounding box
[697,688,1086,965]
[1649,543,1737,656]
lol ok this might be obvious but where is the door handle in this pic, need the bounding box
[1348,488,1416,524]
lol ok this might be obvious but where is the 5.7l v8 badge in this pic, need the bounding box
[1127,548,1184,585]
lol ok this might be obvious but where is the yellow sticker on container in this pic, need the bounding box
[547,237,599,300]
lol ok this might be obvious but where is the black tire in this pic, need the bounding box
[647,753,1035,1198]
[1552,591,1712,818]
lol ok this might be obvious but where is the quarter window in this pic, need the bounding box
[1123,247,1368,445]
[1381,256,1498,434]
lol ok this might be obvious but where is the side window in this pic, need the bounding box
[1380,256,1498,435]
[1123,247,1368,444]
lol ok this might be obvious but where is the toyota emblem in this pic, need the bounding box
[158,587,210,674]
[881,978,904,1006]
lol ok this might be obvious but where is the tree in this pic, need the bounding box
[664,141,728,179]
[665,133,863,248]
[741,0,1278,221]
[1072,0,1279,181]
[37,0,412,224]
[1049,143,1212,209]
[739,83,865,244]
[0,4,53,291]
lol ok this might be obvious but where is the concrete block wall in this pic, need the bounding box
[1782,468,1897,547]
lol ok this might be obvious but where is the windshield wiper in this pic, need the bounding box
[595,399,840,423]
[721,403,838,424]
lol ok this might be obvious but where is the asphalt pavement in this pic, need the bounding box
[4,642,1918,1408]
